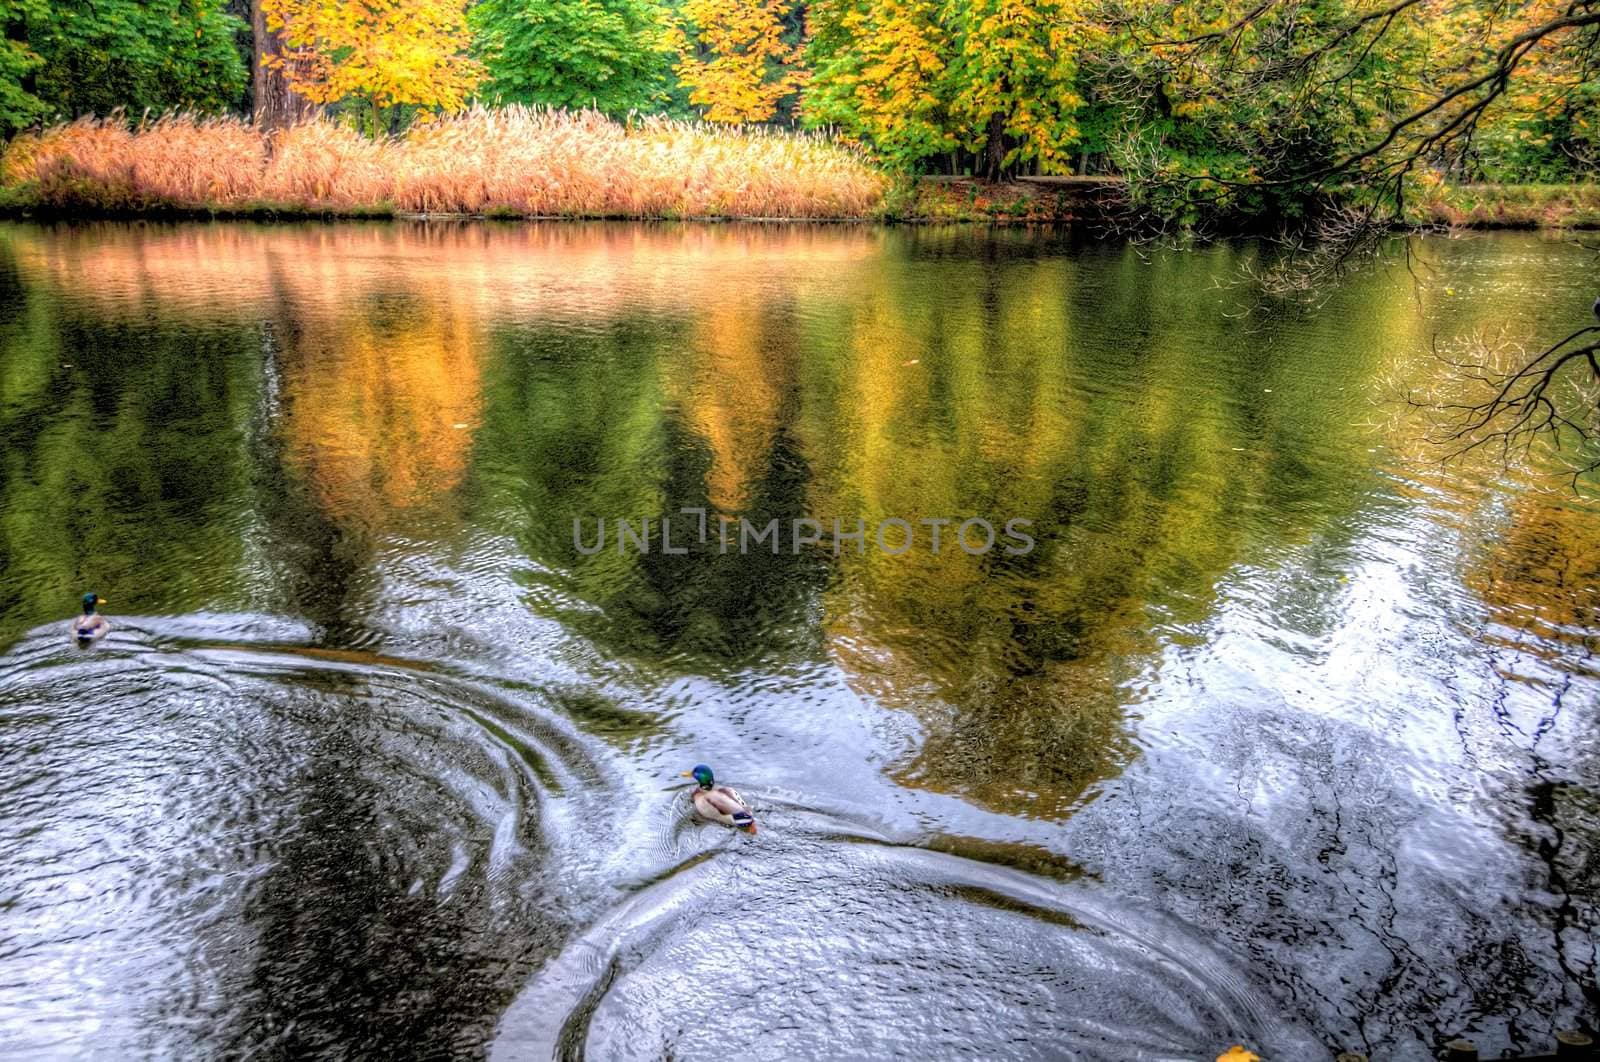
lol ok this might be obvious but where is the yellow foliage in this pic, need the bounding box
[944,0,1100,173]
[675,0,805,123]
[261,0,485,126]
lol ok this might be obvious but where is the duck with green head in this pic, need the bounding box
[681,764,756,834]
[71,592,109,643]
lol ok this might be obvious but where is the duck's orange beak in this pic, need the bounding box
[679,771,693,778]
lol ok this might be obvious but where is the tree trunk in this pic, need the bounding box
[250,0,318,129]
[982,110,1006,182]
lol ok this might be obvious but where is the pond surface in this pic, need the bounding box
[0,221,1595,1060]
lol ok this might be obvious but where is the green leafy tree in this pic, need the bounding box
[0,0,247,139]
[1102,0,1600,224]
[470,0,675,115]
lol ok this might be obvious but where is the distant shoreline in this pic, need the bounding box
[1,178,1595,229]
[1412,183,1600,230]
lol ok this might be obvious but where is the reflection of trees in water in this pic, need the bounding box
[246,312,376,645]
[1522,780,1600,1011]
[1,228,576,1049]
[13,220,1581,830]
[479,303,829,667]
[1465,493,1600,1014]
[269,285,482,531]
[437,228,1406,816]
[1469,493,1600,658]
[468,231,1397,816]
[792,236,1387,816]
[223,669,560,1057]
[12,218,1600,1056]
[237,255,486,643]
[1374,243,1600,1018]
[3,220,882,327]
[0,234,259,637]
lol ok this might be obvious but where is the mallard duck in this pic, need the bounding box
[70,592,110,643]
[681,764,756,834]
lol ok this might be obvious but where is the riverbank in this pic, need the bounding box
[883,176,1124,223]
[900,179,1600,227]
[891,177,1600,228]
[1413,182,1600,229]
[2,112,1592,229]
[6,176,1595,229]
[0,174,1123,224]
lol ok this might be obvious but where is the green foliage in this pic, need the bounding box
[1101,0,1600,225]
[0,0,247,140]
[1475,83,1600,184]
[1094,0,1417,223]
[0,228,260,639]
[471,0,675,115]
[0,29,46,135]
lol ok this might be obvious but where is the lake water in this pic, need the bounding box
[0,221,1595,1060]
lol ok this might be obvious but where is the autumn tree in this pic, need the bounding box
[944,0,1095,177]
[804,0,955,167]
[1471,1,1600,181]
[261,0,485,134]
[471,0,675,115]
[804,0,1094,175]
[675,0,806,123]
[248,0,320,129]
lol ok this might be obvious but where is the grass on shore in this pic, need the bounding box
[3,112,1591,230]
[1413,182,1600,228]
[0,108,888,220]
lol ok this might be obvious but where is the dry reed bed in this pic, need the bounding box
[0,107,888,218]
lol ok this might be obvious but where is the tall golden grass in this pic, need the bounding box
[0,107,888,218]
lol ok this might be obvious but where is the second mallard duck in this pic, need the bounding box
[681,764,757,834]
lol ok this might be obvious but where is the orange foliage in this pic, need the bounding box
[279,298,483,526]
[667,304,788,511]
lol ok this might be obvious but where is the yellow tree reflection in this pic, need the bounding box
[271,290,483,528]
